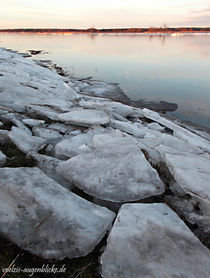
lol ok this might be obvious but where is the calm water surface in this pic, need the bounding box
[1,33,210,128]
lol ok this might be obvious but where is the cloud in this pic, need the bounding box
[176,14,210,26]
[188,7,210,14]
[1,0,210,28]
[178,4,210,26]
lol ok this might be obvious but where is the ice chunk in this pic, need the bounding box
[26,105,59,121]
[0,130,9,145]
[101,203,210,278]
[32,127,63,144]
[12,119,32,135]
[147,122,165,131]
[0,151,6,166]
[109,119,146,138]
[8,126,46,153]
[58,108,110,127]
[55,127,105,158]
[47,123,69,134]
[22,118,45,127]
[143,108,210,152]
[28,152,73,189]
[55,132,93,158]
[162,152,210,215]
[174,130,210,153]
[57,134,165,202]
[0,167,115,259]
[79,98,143,118]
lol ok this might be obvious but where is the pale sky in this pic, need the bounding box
[0,0,210,29]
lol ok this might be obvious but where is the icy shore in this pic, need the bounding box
[0,47,210,277]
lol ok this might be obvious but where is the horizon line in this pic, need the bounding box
[0,26,210,32]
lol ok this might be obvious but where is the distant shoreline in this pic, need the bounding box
[0,27,210,34]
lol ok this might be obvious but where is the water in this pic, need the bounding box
[1,32,210,128]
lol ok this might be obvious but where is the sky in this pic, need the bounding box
[0,0,210,29]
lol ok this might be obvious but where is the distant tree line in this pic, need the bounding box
[0,27,210,33]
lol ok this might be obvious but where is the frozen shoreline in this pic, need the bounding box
[0,47,210,277]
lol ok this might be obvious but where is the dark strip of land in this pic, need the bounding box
[0,27,210,33]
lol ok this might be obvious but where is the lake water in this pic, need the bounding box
[1,32,210,128]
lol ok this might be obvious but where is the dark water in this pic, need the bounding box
[1,32,210,128]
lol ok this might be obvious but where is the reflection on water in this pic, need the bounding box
[0,32,210,128]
